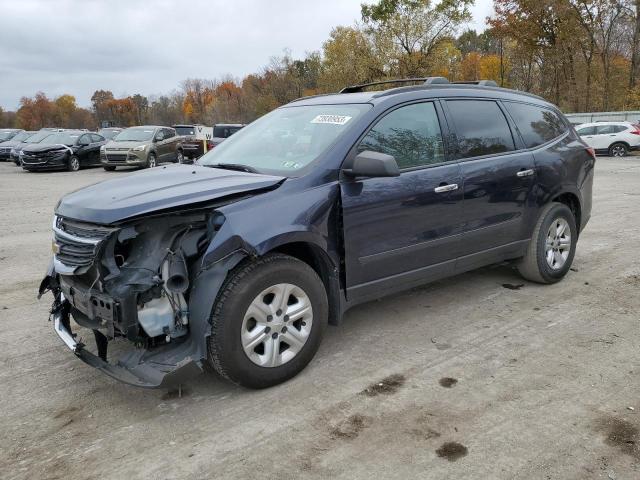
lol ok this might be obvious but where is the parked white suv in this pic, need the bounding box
[575,121,640,157]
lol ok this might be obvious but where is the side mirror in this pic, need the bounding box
[344,150,400,178]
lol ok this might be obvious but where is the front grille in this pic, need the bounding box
[104,153,128,162]
[53,216,116,270]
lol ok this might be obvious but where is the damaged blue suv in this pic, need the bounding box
[40,78,594,389]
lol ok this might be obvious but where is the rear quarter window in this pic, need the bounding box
[503,102,568,148]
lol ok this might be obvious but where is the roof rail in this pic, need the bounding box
[340,77,450,93]
[451,80,499,87]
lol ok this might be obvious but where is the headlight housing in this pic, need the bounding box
[100,145,105,151]
[133,145,146,152]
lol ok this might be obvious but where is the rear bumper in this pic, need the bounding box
[52,296,203,388]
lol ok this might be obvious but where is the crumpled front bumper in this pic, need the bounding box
[52,296,203,388]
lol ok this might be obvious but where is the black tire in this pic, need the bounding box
[609,142,628,157]
[146,152,157,168]
[517,202,577,284]
[68,155,80,172]
[103,166,116,171]
[176,149,184,164]
[208,253,328,389]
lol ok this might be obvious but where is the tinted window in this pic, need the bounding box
[358,102,444,169]
[576,126,596,135]
[503,102,567,148]
[447,100,514,158]
[163,128,175,139]
[613,125,627,133]
[77,134,91,144]
[91,134,104,142]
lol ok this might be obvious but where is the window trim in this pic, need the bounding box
[342,99,456,175]
[441,98,520,163]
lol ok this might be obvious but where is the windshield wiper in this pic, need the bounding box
[207,163,259,174]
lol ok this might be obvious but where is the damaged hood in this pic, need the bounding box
[56,164,285,224]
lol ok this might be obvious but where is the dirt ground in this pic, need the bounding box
[1,157,639,480]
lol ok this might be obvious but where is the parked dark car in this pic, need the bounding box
[21,131,106,172]
[0,130,35,161]
[97,127,123,140]
[101,126,184,170]
[41,77,594,389]
[210,123,245,147]
[9,131,55,165]
[173,124,213,161]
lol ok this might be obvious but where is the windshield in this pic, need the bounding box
[12,132,33,142]
[25,132,54,143]
[199,104,370,174]
[175,126,196,136]
[44,132,81,145]
[0,131,18,141]
[114,127,155,142]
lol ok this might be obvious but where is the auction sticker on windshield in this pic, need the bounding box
[311,115,352,125]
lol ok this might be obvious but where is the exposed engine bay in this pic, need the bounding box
[46,211,221,367]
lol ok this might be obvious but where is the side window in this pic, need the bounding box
[91,134,103,143]
[357,102,445,169]
[78,134,90,145]
[447,100,515,158]
[503,101,567,148]
[596,125,615,135]
[155,129,165,141]
[577,126,596,135]
[613,125,627,133]
[163,128,175,139]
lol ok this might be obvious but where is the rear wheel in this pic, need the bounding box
[68,155,80,172]
[208,253,328,389]
[103,165,116,171]
[609,142,628,157]
[517,202,577,284]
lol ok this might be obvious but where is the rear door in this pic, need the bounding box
[89,134,106,165]
[341,101,464,302]
[443,99,536,269]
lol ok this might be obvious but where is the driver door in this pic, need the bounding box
[340,101,464,303]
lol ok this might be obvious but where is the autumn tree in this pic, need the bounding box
[361,0,473,77]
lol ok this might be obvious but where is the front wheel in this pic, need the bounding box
[208,253,328,389]
[146,153,157,168]
[68,155,80,172]
[609,142,628,157]
[176,150,184,164]
[517,202,577,284]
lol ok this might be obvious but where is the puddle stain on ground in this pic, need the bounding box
[595,416,639,459]
[361,374,406,397]
[439,377,458,388]
[329,414,371,440]
[436,442,468,461]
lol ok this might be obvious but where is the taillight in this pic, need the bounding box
[586,147,596,160]
[630,128,640,135]
[207,141,214,151]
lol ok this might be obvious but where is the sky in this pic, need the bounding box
[0,0,493,111]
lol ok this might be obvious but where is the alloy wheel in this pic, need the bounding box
[241,283,313,367]
[70,157,80,171]
[544,218,571,270]
[148,155,156,168]
[611,145,626,157]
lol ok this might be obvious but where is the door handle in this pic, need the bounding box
[434,183,458,193]
[516,169,535,177]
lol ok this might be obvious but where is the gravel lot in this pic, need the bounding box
[1,157,639,480]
